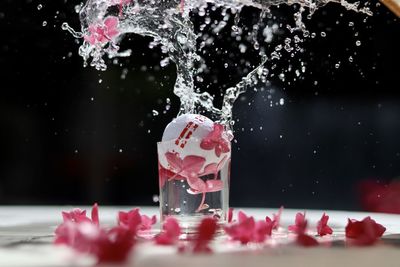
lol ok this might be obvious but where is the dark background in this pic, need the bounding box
[1,0,399,210]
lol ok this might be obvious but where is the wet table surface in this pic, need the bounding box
[0,206,399,267]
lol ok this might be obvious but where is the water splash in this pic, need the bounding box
[63,0,371,132]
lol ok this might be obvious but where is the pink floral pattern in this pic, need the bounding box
[84,16,119,45]
[163,152,225,211]
[200,124,230,157]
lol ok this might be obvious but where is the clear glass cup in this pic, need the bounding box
[158,137,231,236]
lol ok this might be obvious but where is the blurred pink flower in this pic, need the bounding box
[61,203,99,225]
[155,217,181,245]
[118,208,156,232]
[192,218,217,253]
[359,180,400,214]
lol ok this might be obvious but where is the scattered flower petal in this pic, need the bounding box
[288,212,307,234]
[297,233,319,247]
[61,203,99,225]
[95,226,135,263]
[56,222,135,263]
[155,217,181,245]
[192,218,218,253]
[118,208,142,232]
[345,216,386,246]
[118,208,157,232]
[272,206,284,229]
[224,211,270,244]
[317,213,333,236]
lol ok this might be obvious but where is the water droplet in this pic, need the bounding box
[119,149,123,153]
[174,208,181,213]
[320,32,326,37]
[279,98,284,105]
[152,195,159,203]
[37,4,43,10]
[356,40,361,46]
[152,110,159,116]
[42,21,47,27]
[61,22,68,30]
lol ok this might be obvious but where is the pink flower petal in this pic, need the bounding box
[118,209,142,232]
[345,216,386,246]
[228,208,234,223]
[288,212,307,234]
[297,233,319,247]
[272,206,283,229]
[316,213,333,236]
[155,217,181,245]
[224,211,269,244]
[192,218,217,253]
[91,203,99,226]
[104,16,119,30]
[205,180,224,192]
[140,215,157,231]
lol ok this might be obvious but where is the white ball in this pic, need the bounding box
[162,114,214,142]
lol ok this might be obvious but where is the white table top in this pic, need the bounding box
[0,206,399,267]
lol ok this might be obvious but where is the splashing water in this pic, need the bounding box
[63,0,371,132]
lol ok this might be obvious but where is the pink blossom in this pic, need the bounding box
[272,206,283,229]
[155,217,181,245]
[316,213,333,236]
[265,206,284,231]
[55,222,135,263]
[61,203,99,225]
[192,218,217,253]
[84,16,119,45]
[288,212,319,247]
[94,226,135,263]
[118,208,156,232]
[200,123,230,157]
[345,216,386,246]
[288,212,307,234]
[224,211,271,244]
